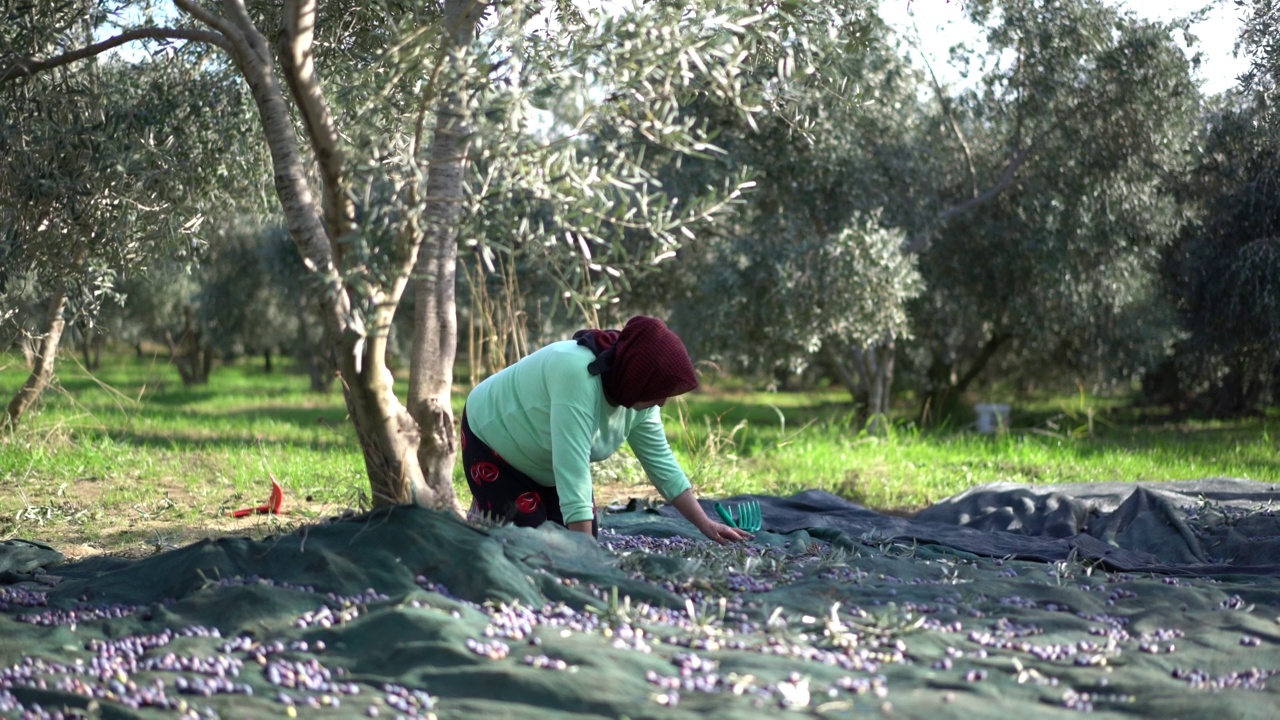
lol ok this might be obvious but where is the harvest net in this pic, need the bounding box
[2,479,1278,719]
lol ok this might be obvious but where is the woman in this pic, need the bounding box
[460,315,750,544]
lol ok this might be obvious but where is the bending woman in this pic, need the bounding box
[461,315,750,544]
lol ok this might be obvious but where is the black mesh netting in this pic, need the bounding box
[2,479,1278,719]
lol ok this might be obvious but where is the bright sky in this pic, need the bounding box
[880,0,1251,96]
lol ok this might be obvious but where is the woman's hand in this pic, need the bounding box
[669,489,753,544]
[698,520,753,545]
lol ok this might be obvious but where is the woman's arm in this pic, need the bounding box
[563,492,748,543]
[626,411,750,543]
[670,489,752,544]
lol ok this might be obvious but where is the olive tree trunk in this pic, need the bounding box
[4,289,69,429]
[917,332,1013,425]
[5,0,482,511]
[407,0,486,506]
[823,334,895,433]
[856,339,895,434]
[171,0,475,510]
[165,306,212,386]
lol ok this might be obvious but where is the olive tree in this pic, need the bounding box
[0,2,251,426]
[194,222,335,387]
[1149,0,1280,415]
[650,0,1203,428]
[2,0,827,509]
[902,0,1202,419]
[632,6,926,426]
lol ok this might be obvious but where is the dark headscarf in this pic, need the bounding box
[573,316,698,407]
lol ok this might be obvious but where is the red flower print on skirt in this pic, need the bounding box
[515,492,541,514]
[470,461,500,484]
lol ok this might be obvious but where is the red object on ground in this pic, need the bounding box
[228,474,285,518]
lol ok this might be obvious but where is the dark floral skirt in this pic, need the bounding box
[460,408,595,536]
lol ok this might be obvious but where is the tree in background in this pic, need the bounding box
[643,0,1200,428]
[95,271,199,360]
[905,0,1202,421]
[196,223,336,389]
[1147,0,1280,416]
[636,6,924,427]
[0,1,254,426]
[1,0,835,510]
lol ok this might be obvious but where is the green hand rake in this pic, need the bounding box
[713,500,762,532]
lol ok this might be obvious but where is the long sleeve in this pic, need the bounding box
[627,408,692,501]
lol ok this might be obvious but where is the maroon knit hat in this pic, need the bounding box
[573,316,698,407]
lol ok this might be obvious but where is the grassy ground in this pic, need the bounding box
[2,352,1277,558]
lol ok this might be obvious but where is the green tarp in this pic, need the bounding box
[2,479,1278,719]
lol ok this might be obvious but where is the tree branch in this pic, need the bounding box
[223,0,273,67]
[173,0,254,66]
[901,86,1095,257]
[400,0,489,318]
[924,57,978,199]
[0,27,229,84]
[280,0,355,245]
[908,19,978,199]
[174,0,231,35]
[952,332,1013,398]
[936,145,1030,225]
[902,144,1030,255]
[822,339,862,399]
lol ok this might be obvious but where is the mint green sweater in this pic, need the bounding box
[464,340,692,524]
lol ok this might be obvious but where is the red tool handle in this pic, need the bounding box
[228,474,285,518]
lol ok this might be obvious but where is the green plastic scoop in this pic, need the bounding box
[713,500,762,532]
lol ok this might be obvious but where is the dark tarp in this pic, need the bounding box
[665,479,1280,575]
[1,479,1278,719]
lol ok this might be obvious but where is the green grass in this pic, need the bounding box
[2,351,1277,555]
[663,392,1279,510]
[0,353,371,553]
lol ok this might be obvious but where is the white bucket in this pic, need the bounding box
[974,403,1011,434]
